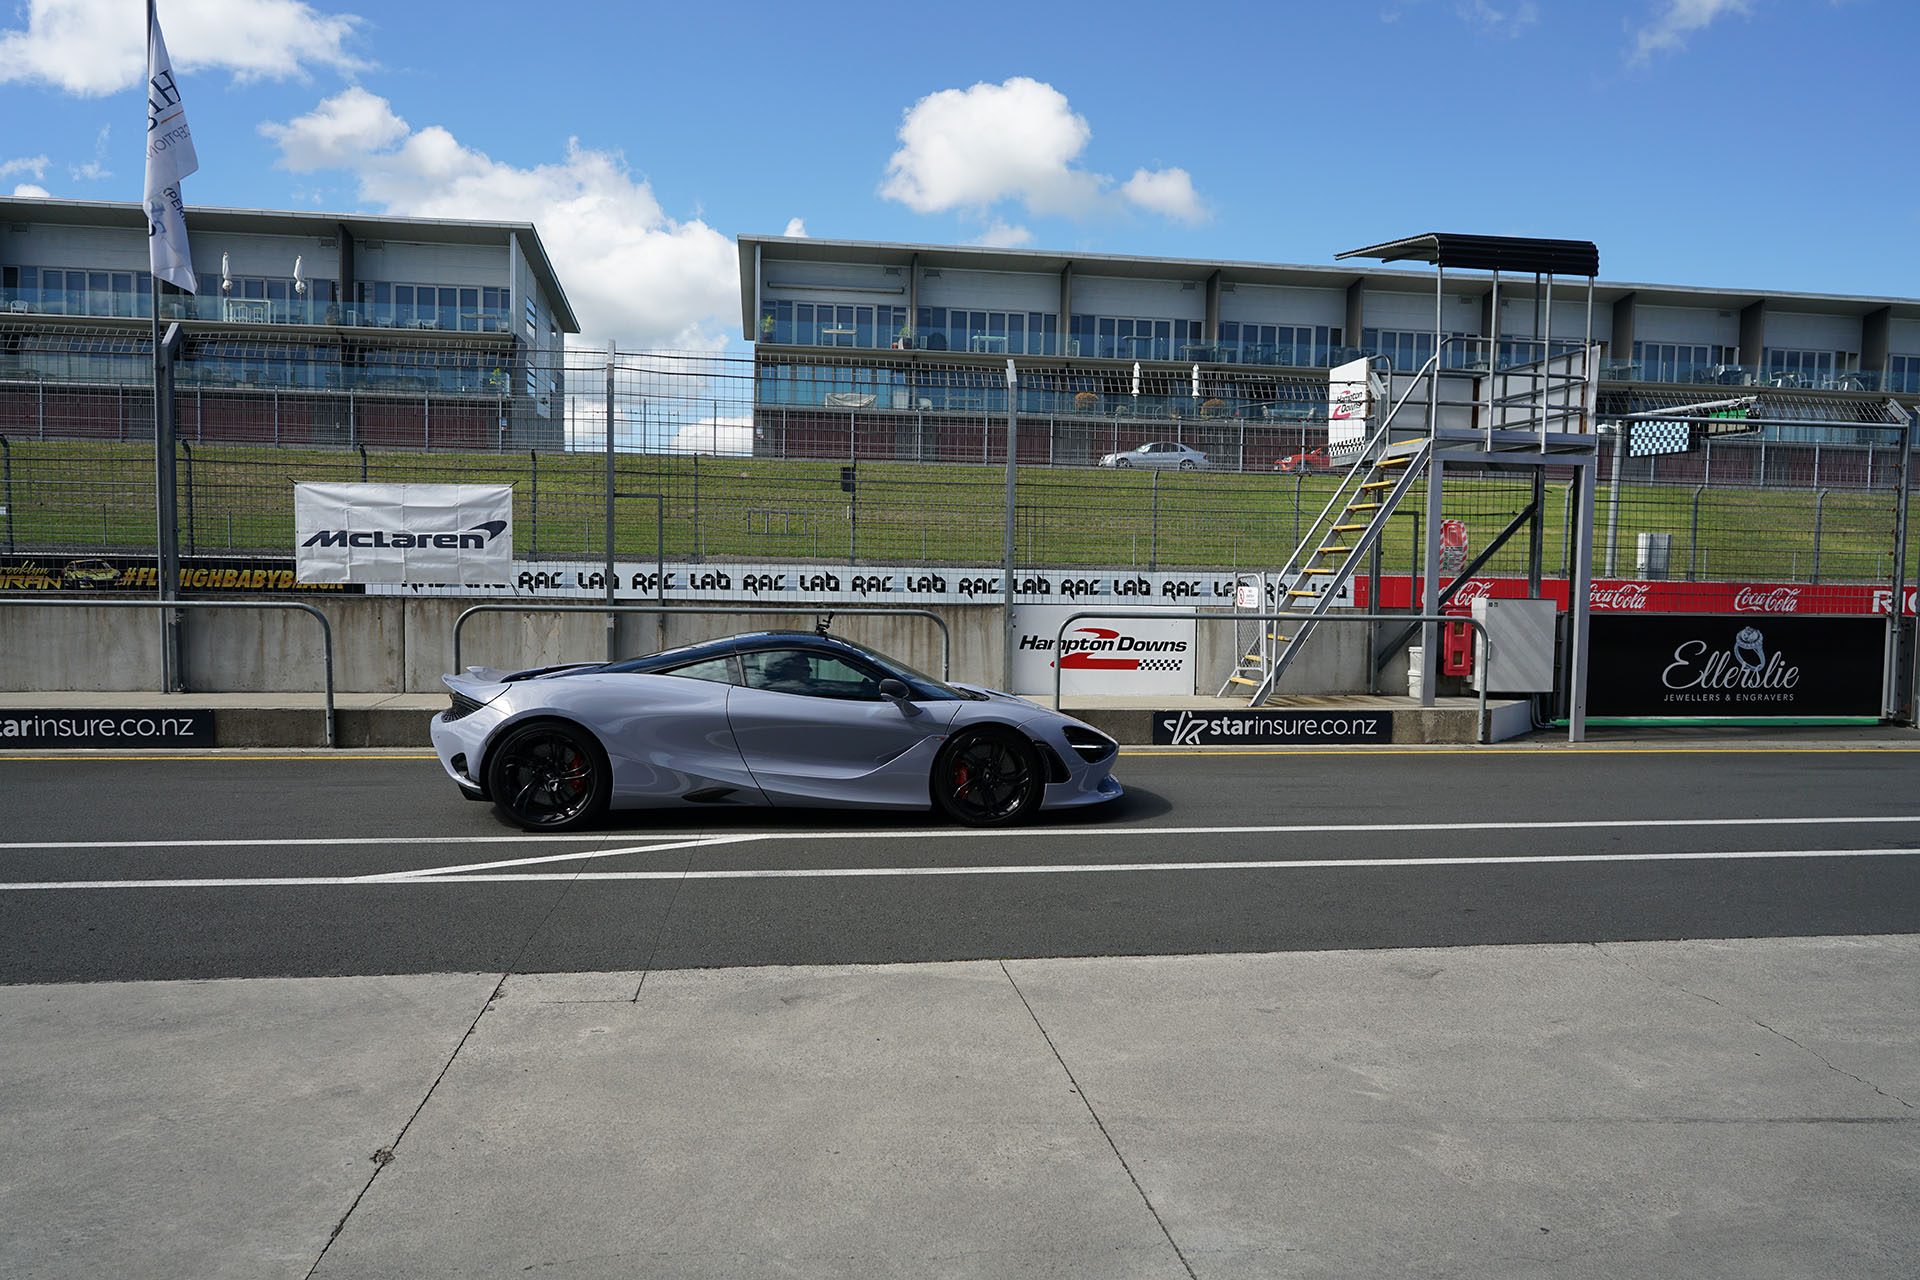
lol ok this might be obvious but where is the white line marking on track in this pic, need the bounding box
[356,834,762,881]
[8,813,1920,854]
[3,845,1919,890]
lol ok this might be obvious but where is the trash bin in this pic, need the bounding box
[1636,532,1671,580]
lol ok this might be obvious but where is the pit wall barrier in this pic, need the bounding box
[0,596,1403,697]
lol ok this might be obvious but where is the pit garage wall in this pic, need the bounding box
[0,597,1392,695]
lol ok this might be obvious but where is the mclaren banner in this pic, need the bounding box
[295,483,513,585]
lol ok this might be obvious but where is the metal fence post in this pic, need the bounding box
[0,435,12,553]
[1812,488,1827,583]
[528,449,539,560]
[1003,360,1019,688]
[604,340,616,662]
[179,439,195,558]
[1688,484,1705,580]
[1149,469,1160,573]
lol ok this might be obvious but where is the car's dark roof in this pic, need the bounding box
[595,630,872,676]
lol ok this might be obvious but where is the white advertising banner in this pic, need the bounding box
[1009,605,1196,697]
[1327,356,1373,461]
[295,483,513,584]
[362,561,1351,609]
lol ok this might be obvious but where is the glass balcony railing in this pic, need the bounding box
[1598,360,1889,392]
[0,288,514,334]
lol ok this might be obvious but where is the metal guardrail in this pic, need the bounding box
[1049,610,1494,743]
[0,597,337,747]
[451,604,954,679]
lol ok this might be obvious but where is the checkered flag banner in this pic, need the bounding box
[1135,658,1185,672]
[1625,420,1693,458]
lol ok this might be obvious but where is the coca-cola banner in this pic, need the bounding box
[1586,615,1886,718]
[1359,575,1917,618]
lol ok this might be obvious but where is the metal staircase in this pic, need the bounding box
[1230,433,1432,703]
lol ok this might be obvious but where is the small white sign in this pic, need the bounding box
[1009,605,1196,697]
[1327,356,1373,460]
[295,483,513,584]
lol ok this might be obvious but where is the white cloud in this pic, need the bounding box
[69,125,111,182]
[881,77,1206,228]
[262,89,737,348]
[970,220,1032,248]
[781,217,808,238]
[1457,0,1538,35]
[1630,0,1749,62]
[0,0,363,96]
[1119,168,1206,224]
[0,155,50,180]
[258,86,409,169]
[11,183,53,198]
[669,415,753,456]
[882,77,1104,218]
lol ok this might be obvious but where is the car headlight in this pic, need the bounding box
[1061,725,1117,763]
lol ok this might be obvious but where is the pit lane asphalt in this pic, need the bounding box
[4,745,1920,984]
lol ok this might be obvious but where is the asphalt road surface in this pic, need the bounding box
[4,745,1920,984]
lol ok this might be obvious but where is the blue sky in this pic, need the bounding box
[2,0,1912,345]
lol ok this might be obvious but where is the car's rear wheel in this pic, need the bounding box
[486,719,609,832]
[933,728,1043,827]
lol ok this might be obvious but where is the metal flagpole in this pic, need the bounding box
[144,0,201,693]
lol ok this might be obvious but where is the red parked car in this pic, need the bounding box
[1274,447,1329,474]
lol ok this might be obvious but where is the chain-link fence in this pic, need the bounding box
[1,326,1914,598]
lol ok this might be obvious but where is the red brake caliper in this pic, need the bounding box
[564,748,586,794]
[953,763,971,792]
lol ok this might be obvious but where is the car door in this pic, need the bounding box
[724,646,960,808]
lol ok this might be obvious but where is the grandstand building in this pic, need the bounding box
[738,235,1920,473]
[0,196,578,450]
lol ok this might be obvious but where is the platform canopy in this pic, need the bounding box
[1338,233,1599,279]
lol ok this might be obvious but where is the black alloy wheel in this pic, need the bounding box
[934,729,1043,827]
[487,720,609,832]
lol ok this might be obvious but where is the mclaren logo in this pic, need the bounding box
[301,520,508,550]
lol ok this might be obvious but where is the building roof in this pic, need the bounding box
[738,234,1920,337]
[1337,233,1600,279]
[1,195,579,332]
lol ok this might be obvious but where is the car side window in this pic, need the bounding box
[739,649,885,700]
[660,655,739,685]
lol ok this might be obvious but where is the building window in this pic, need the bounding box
[1762,347,1856,389]
[1632,341,1740,383]
[1225,323,1343,367]
[1890,355,1920,395]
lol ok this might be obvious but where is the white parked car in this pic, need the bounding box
[1097,441,1211,470]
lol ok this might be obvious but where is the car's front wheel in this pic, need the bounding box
[1179,458,1197,470]
[1115,457,1131,468]
[933,728,1044,826]
[486,719,610,832]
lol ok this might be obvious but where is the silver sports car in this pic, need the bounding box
[430,629,1123,830]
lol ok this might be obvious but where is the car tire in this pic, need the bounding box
[1179,459,1196,470]
[485,718,610,832]
[1115,458,1131,468]
[932,727,1044,827]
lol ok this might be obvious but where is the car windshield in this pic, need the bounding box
[838,641,979,701]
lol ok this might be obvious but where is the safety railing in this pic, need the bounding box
[1049,610,1494,743]
[0,597,337,747]
[451,604,954,679]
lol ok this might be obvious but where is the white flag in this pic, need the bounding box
[144,1,199,293]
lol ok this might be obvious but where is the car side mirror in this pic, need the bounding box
[878,677,918,714]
